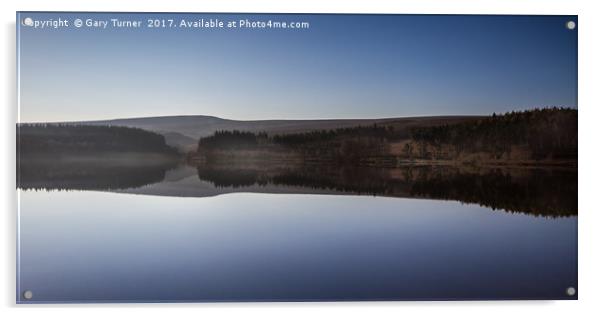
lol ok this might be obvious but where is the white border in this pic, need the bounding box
[2,0,601,315]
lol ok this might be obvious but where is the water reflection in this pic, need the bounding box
[17,158,178,191]
[17,190,577,302]
[195,164,577,217]
[17,157,577,217]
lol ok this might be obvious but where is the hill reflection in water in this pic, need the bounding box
[17,159,577,218]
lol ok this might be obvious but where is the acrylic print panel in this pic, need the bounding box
[16,12,578,303]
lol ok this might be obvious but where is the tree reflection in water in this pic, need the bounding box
[196,164,577,217]
[17,158,576,218]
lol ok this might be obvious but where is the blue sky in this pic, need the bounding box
[18,13,577,122]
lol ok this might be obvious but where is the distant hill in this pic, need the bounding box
[57,115,483,149]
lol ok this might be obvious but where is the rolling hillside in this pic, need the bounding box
[61,115,484,149]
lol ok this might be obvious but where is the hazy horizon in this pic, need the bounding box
[18,13,577,123]
[19,107,573,124]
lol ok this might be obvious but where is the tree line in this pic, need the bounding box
[195,107,577,164]
[197,130,270,150]
[197,125,394,164]
[409,107,577,160]
[18,124,179,156]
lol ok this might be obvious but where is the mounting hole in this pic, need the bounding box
[22,290,33,300]
[566,21,576,30]
[566,287,576,296]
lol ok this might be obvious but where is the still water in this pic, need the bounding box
[17,165,577,302]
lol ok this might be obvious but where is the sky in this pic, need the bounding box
[17,13,577,122]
